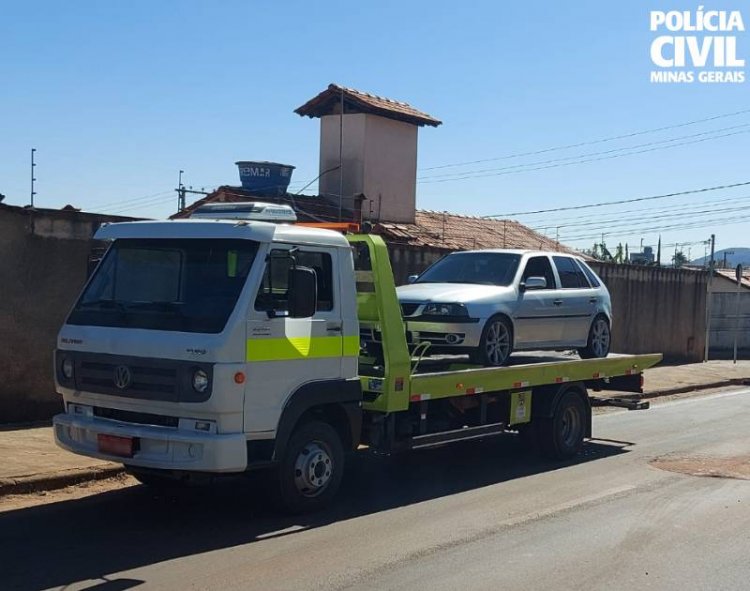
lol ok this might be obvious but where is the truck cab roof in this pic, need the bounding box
[94,219,351,248]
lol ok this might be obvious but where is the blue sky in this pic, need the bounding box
[2,0,748,256]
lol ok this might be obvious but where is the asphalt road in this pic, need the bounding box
[2,388,750,591]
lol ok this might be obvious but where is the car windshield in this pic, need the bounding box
[416,252,521,286]
[67,238,259,333]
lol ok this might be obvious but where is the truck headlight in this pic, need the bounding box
[61,356,74,379]
[192,369,209,393]
[422,303,469,317]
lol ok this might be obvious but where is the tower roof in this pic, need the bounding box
[295,83,441,127]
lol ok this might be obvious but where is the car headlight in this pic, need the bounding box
[422,303,469,317]
[192,369,209,393]
[61,356,74,380]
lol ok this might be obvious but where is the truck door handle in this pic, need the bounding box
[327,324,343,333]
[553,300,563,306]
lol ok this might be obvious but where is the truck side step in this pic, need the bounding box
[409,422,507,449]
[590,397,650,410]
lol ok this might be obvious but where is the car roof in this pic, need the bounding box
[450,248,581,258]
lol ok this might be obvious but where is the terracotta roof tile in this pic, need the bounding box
[295,83,441,127]
[376,210,579,254]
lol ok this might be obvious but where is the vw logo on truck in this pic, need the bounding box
[113,365,132,390]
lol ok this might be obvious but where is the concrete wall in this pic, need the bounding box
[590,263,707,362]
[709,291,750,358]
[320,113,418,223]
[0,205,134,423]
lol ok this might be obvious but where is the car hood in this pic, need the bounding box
[396,282,514,304]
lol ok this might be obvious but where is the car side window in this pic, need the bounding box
[521,256,556,289]
[553,256,590,289]
[254,249,334,312]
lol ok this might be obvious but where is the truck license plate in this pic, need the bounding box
[97,434,135,457]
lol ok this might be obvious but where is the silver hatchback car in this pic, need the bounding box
[395,250,612,366]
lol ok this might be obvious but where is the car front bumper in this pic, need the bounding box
[53,412,248,473]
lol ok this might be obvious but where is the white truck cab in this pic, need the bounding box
[54,217,362,510]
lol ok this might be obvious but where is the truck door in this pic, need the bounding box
[244,245,344,434]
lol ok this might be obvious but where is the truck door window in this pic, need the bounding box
[521,256,555,289]
[255,250,334,313]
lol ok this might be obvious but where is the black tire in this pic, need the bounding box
[472,315,513,366]
[537,390,587,460]
[578,315,611,359]
[271,420,344,514]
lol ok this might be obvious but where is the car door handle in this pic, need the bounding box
[553,299,563,306]
[589,297,598,304]
[326,324,343,333]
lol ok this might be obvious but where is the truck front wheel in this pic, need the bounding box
[274,420,344,514]
[537,390,587,460]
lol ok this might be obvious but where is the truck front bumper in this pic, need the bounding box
[53,413,248,473]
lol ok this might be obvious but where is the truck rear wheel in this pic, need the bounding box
[273,420,344,514]
[537,390,586,460]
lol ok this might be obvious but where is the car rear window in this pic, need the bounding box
[576,260,601,287]
[553,256,590,289]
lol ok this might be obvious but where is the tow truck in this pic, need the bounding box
[53,203,661,512]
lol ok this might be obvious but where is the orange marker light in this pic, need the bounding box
[234,372,246,384]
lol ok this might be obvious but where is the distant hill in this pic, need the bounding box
[691,247,750,267]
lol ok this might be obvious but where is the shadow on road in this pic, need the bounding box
[1,436,629,590]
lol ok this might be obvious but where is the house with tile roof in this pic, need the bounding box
[173,83,576,281]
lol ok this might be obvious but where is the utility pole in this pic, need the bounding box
[704,233,716,362]
[176,170,186,212]
[30,148,37,207]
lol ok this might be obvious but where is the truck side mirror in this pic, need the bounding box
[407,274,419,284]
[288,266,317,318]
[521,276,547,291]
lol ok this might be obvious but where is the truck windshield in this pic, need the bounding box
[67,238,259,333]
[416,252,521,286]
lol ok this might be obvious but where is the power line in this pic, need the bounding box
[420,107,750,171]
[562,212,750,242]
[528,193,750,229]
[483,180,750,218]
[418,124,750,181]
[87,190,174,211]
[532,198,750,233]
[419,129,750,184]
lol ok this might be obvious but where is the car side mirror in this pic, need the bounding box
[288,266,317,318]
[522,276,547,291]
[407,274,419,284]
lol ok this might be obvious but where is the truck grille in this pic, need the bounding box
[93,406,179,428]
[58,350,213,403]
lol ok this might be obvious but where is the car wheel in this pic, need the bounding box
[474,315,513,366]
[578,315,611,359]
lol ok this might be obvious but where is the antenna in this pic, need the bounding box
[30,148,37,207]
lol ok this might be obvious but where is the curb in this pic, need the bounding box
[0,465,125,498]
[607,377,750,401]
